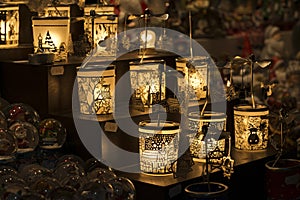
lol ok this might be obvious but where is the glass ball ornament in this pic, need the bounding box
[30,176,61,197]
[60,174,88,190]
[18,163,52,185]
[56,154,85,169]
[0,111,7,129]
[0,174,26,187]
[0,182,28,200]
[0,128,17,161]
[87,167,117,183]
[53,161,86,182]
[38,118,67,149]
[109,177,136,200]
[46,186,77,200]
[0,165,18,176]
[77,180,114,200]
[3,103,40,127]
[85,157,111,172]
[9,121,39,153]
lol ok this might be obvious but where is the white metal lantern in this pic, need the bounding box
[234,104,269,150]
[139,120,180,174]
[84,5,117,55]
[176,56,208,100]
[77,65,115,115]
[0,4,19,47]
[130,60,166,108]
[188,111,227,162]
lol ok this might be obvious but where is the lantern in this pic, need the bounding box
[188,111,228,162]
[234,104,269,150]
[77,65,115,115]
[0,4,19,47]
[83,5,117,55]
[130,60,166,108]
[32,16,70,61]
[139,120,180,174]
[176,56,208,100]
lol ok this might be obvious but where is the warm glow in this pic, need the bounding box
[234,105,269,150]
[139,120,179,174]
[140,30,156,49]
[77,67,115,115]
[32,18,70,52]
[130,61,166,107]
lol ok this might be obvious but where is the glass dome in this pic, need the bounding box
[109,177,136,200]
[18,163,52,185]
[53,161,86,182]
[60,174,88,190]
[9,121,39,153]
[0,174,26,187]
[47,186,77,200]
[38,118,67,149]
[0,182,27,199]
[0,128,17,161]
[87,167,117,183]
[85,157,111,172]
[56,154,85,169]
[0,165,18,176]
[3,103,40,127]
[77,180,114,200]
[30,176,61,197]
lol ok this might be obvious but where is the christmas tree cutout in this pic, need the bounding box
[44,31,56,51]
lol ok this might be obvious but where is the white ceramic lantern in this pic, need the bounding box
[176,56,208,100]
[139,120,180,174]
[130,60,166,108]
[0,4,19,47]
[77,65,115,115]
[188,111,227,162]
[234,104,269,150]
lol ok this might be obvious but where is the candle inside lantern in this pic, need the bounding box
[234,104,269,150]
[32,17,70,61]
[130,60,166,108]
[176,56,208,100]
[0,5,19,46]
[77,65,115,115]
[188,111,227,162]
[139,120,180,174]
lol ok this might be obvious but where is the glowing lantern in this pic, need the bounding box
[176,56,208,100]
[188,111,228,162]
[234,105,269,150]
[32,16,70,61]
[130,60,166,108]
[0,4,19,47]
[77,65,115,115]
[139,120,180,174]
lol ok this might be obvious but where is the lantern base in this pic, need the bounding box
[141,172,173,176]
[28,53,55,65]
